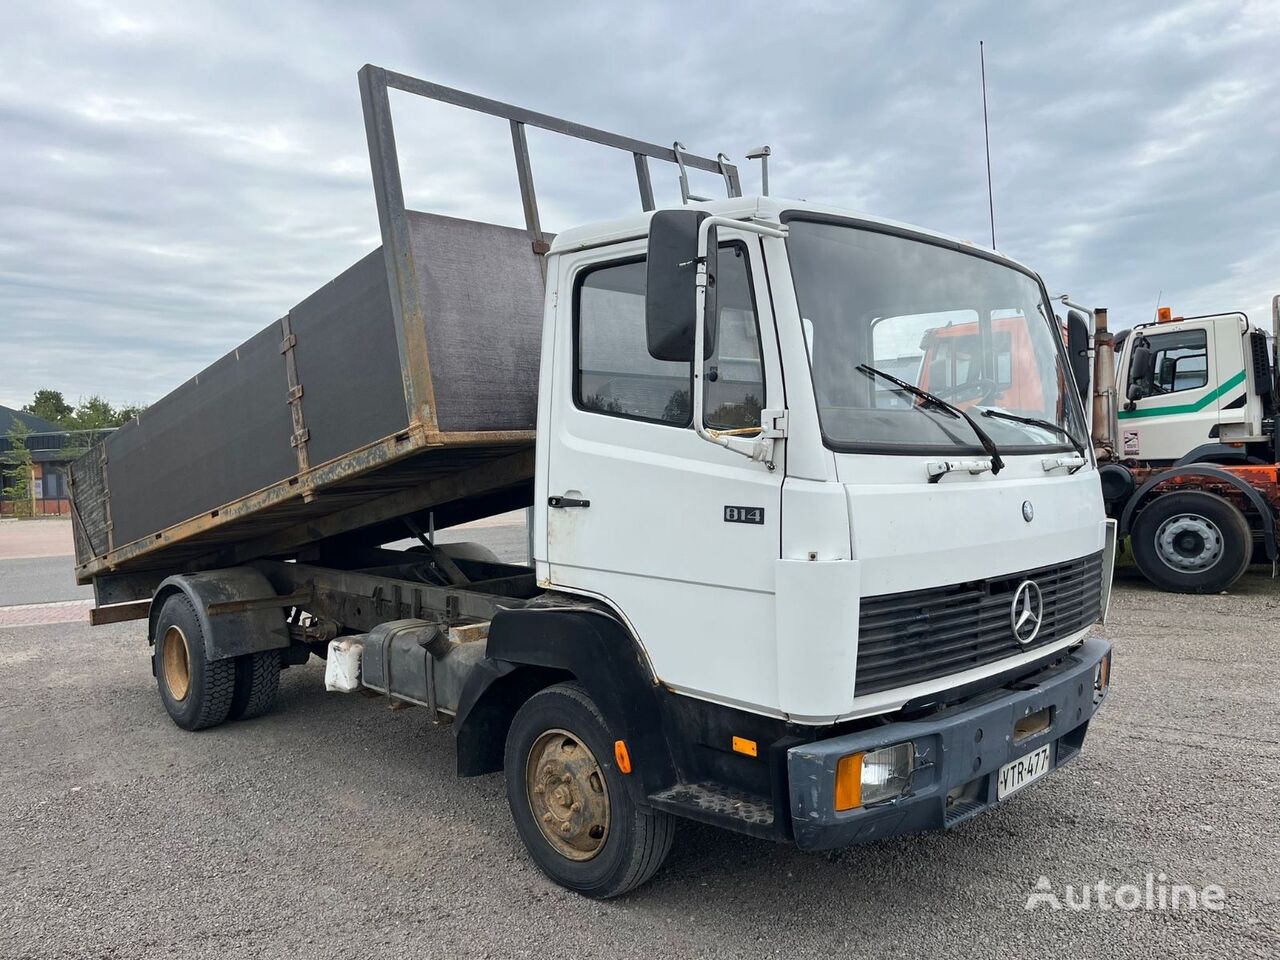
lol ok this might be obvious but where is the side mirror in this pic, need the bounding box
[1159,356,1177,388]
[1130,343,1154,382]
[645,209,708,362]
[1066,309,1090,403]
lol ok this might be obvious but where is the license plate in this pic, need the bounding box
[996,743,1054,800]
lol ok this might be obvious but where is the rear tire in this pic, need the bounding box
[229,650,282,721]
[153,594,237,730]
[1131,491,1251,593]
[504,682,674,898]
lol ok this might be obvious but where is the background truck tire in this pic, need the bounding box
[229,650,282,721]
[503,682,674,898]
[153,594,237,730]
[1131,491,1252,593]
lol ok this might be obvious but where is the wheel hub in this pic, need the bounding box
[1155,514,1223,572]
[525,728,610,861]
[161,625,192,701]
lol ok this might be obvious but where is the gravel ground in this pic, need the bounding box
[1,522,1277,959]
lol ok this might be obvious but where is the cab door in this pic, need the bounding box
[540,233,785,711]
[1118,321,1219,462]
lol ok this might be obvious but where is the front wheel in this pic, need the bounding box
[503,682,674,898]
[1130,491,1252,593]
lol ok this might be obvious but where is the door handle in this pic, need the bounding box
[548,495,590,508]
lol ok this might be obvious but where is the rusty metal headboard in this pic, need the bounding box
[356,63,741,430]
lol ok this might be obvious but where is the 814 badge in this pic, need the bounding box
[724,505,765,525]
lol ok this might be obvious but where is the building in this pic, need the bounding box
[0,405,113,516]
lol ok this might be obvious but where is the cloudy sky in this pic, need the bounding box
[2,0,1278,410]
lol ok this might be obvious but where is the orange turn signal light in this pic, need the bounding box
[614,739,632,774]
[835,753,864,811]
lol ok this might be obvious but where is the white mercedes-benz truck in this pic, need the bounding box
[70,66,1116,898]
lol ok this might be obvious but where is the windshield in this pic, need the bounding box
[787,218,1086,454]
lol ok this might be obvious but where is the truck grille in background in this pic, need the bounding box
[856,551,1104,696]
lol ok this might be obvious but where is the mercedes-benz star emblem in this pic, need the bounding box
[1022,500,1034,522]
[1010,580,1043,645]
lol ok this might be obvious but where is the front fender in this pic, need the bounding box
[452,605,676,798]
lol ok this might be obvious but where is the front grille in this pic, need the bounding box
[856,551,1103,696]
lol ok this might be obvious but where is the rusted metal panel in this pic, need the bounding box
[89,599,151,625]
[203,446,534,569]
[1129,463,1280,510]
[253,558,528,633]
[405,212,545,433]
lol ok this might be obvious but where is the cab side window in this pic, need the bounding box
[574,245,764,429]
[1135,328,1209,396]
[704,244,765,430]
[576,259,690,425]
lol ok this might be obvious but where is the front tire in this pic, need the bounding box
[1131,491,1251,593]
[153,594,237,730]
[504,682,674,898]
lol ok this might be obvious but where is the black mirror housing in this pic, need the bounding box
[1066,309,1090,403]
[645,210,706,362]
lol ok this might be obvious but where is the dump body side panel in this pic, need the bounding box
[292,247,410,467]
[70,214,546,581]
[103,321,299,550]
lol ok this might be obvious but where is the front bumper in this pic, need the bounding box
[787,636,1111,851]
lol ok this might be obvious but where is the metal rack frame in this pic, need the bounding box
[357,63,742,435]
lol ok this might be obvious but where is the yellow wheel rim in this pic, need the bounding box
[161,625,192,702]
[526,728,610,861]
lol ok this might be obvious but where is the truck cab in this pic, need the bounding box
[1092,300,1280,593]
[1115,309,1274,463]
[538,197,1112,724]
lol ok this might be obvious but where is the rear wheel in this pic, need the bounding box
[1131,491,1251,593]
[153,594,237,730]
[503,682,674,898]
[229,650,282,721]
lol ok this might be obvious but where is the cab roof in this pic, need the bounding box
[548,196,1039,277]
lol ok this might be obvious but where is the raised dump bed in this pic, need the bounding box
[70,208,544,588]
[70,65,737,599]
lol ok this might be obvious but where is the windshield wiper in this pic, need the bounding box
[856,364,1005,474]
[981,408,1089,473]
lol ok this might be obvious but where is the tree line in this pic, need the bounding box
[2,390,146,517]
[21,388,146,431]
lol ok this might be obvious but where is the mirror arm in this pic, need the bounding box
[692,216,790,469]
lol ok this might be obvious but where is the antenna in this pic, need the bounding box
[980,41,996,249]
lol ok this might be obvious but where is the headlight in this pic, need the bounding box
[835,742,915,811]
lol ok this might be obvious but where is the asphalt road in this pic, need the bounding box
[1,522,1277,959]
[0,555,93,606]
